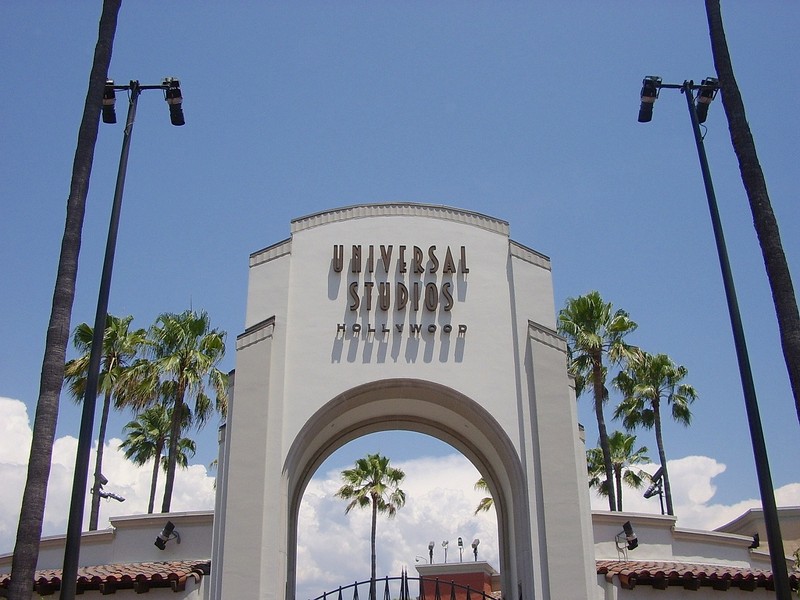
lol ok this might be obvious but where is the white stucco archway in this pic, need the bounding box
[283,378,529,600]
[213,204,596,600]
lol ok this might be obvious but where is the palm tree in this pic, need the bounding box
[336,453,406,600]
[63,314,146,530]
[8,3,122,597]
[705,0,800,426]
[473,477,494,515]
[586,431,649,511]
[558,291,639,512]
[141,310,228,513]
[119,404,195,514]
[613,352,697,516]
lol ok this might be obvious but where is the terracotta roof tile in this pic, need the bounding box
[4,559,797,595]
[597,560,800,592]
[0,559,210,595]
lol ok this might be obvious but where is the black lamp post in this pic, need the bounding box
[638,76,791,599]
[60,78,185,600]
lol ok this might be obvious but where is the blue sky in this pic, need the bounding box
[1,3,799,589]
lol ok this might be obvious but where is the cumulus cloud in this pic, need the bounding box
[0,397,217,555]
[586,455,800,531]
[296,454,498,600]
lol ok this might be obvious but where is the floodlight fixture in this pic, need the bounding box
[471,538,480,561]
[442,540,449,563]
[163,77,185,126]
[695,77,719,124]
[428,541,434,563]
[458,537,464,562]
[643,466,664,511]
[97,490,125,502]
[102,80,117,124]
[154,521,181,550]
[749,533,760,549]
[615,521,638,553]
[638,75,662,123]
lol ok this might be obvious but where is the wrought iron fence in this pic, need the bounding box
[310,570,495,600]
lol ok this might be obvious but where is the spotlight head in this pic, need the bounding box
[428,541,435,551]
[638,75,662,123]
[471,539,480,549]
[98,490,125,502]
[98,473,109,486]
[163,77,185,126]
[622,521,638,551]
[643,483,659,499]
[102,79,117,124]
[154,521,178,550]
[749,533,760,549]
[442,540,448,548]
[695,77,719,124]
[458,537,463,548]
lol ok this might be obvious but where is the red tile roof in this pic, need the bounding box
[597,560,800,592]
[0,559,209,596]
[3,559,798,595]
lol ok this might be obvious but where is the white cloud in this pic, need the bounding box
[586,455,800,531]
[296,454,498,600]
[0,397,217,556]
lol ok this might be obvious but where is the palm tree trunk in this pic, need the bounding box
[593,352,617,511]
[614,466,623,511]
[161,383,186,513]
[653,403,674,516]
[148,440,164,514]
[370,494,378,600]
[88,392,112,530]
[7,3,120,597]
[705,0,800,425]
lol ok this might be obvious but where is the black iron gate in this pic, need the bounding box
[310,571,496,600]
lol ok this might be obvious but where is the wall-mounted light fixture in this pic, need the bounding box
[749,533,760,549]
[154,521,181,550]
[615,520,638,557]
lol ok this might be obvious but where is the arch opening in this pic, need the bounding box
[295,431,500,600]
[283,379,533,600]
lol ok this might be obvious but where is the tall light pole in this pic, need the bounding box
[638,76,791,599]
[60,78,185,600]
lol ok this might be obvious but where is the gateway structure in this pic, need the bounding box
[214,204,595,599]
